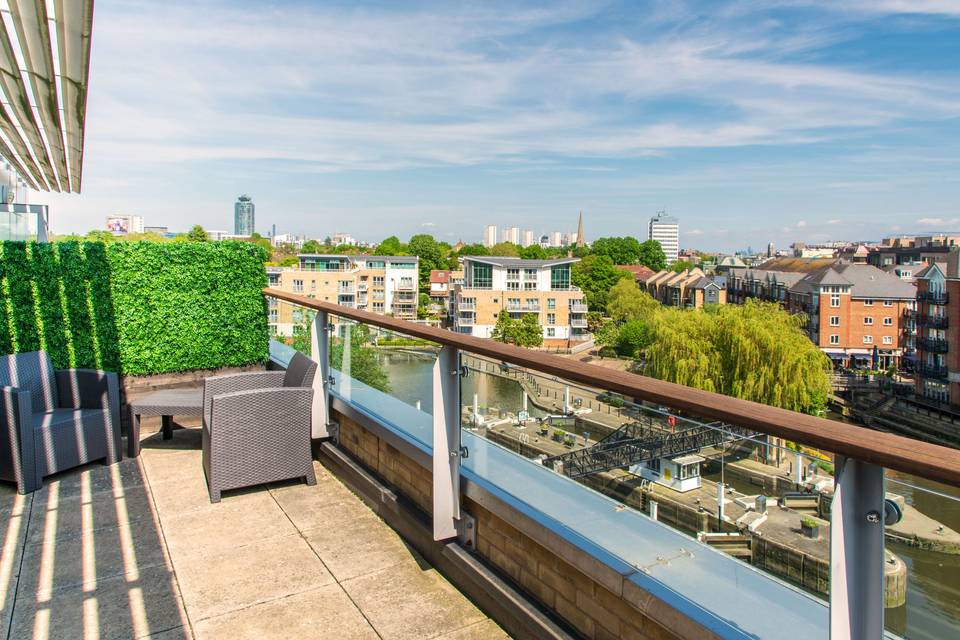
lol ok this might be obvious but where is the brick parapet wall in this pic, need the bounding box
[334,411,715,640]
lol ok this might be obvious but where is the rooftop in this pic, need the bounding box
[0,416,505,640]
[460,256,578,268]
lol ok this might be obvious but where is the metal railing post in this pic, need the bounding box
[830,456,885,639]
[433,345,462,540]
[310,311,332,438]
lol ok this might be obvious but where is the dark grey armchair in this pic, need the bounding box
[0,351,122,494]
[202,351,318,502]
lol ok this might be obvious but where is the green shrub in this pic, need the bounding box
[0,240,269,375]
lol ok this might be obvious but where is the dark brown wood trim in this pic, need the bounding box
[266,288,960,487]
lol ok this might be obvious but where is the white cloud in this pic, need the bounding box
[827,218,843,225]
[917,217,960,226]
[686,229,705,236]
[796,220,807,228]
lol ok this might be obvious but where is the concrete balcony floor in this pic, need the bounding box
[1,418,509,640]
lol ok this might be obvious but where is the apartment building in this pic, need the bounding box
[450,257,589,347]
[784,263,916,370]
[267,254,419,336]
[482,225,497,247]
[913,260,953,403]
[501,226,520,245]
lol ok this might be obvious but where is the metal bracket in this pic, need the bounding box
[456,512,477,550]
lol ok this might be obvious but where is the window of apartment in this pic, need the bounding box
[830,335,840,345]
[399,277,414,289]
[547,298,556,310]
[292,279,304,293]
[883,336,893,345]
[547,313,556,325]
[472,263,493,289]
[368,261,386,269]
[310,280,317,291]
[883,317,893,326]
[373,276,384,286]
[506,268,520,279]
[524,268,538,280]
[507,297,521,307]
[864,317,873,325]
[546,327,556,337]
[550,264,571,290]
[831,293,840,308]
[525,298,538,309]
[830,316,840,326]
[292,309,303,323]
[507,281,520,290]
[883,300,893,307]
[523,282,537,291]
[863,299,874,306]
[863,335,873,344]
[373,302,384,312]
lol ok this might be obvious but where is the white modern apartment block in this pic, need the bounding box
[272,233,305,248]
[483,225,497,247]
[450,257,589,348]
[522,230,534,247]
[550,231,563,247]
[502,226,520,245]
[331,232,358,246]
[105,214,144,235]
[648,211,680,264]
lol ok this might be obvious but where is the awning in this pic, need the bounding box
[0,1,93,192]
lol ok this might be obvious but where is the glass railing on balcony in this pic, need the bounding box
[456,301,476,311]
[570,318,588,328]
[264,288,960,640]
[505,304,540,313]
[569,302,588,313]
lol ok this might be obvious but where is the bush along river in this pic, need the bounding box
[374,349,960,639]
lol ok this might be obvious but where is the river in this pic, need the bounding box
[375,350,960,639]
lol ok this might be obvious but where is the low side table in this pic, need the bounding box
[128,388,204,458]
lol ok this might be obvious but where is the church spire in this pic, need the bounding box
[576,210,585,248]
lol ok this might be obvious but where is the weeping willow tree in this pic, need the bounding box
[644,300,831,414]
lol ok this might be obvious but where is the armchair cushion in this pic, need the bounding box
[54,369,117,410]
[31,409,115,476]
[0,351,58,414]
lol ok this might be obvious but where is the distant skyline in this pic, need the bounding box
[40,1,960,252]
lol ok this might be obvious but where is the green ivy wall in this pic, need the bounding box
[0,241,270,375]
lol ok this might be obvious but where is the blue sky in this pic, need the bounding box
[45,0,960,252]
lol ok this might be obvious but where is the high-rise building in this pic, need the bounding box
[550,231,563,247]
[648,211,679,264]
[483,225,497,247]
[522,230,534,247]
[502,226,520,245]
[234,195,255,236]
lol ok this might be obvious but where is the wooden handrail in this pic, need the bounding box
[265,288,960,488]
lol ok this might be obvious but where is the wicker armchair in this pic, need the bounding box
[202,351,318,502]
[0,351,122,494]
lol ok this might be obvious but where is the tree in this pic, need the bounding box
[515,313,544,347]
[637,240,667,271]
[670,259,696,273]
[519,244,548,259]
[590,237,642,265]
[408,234,444,289]
[375,236,406,256]
[643,301,831,414]
[417,292,433,319]
[616,320,652,357]
[607,279,660,322]
[491,310,543,347]
[571,255,633,313]
[455,243,488,257]
[329,324,391,393]
[301,239,324,254]
[488,242,520,257]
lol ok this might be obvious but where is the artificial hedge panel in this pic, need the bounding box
[0,240,269,375]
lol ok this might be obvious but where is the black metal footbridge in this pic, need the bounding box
[542,419,757,479]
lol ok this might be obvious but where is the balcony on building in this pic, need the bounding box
[918,290,949,305]
[918,337,949,354]
[569,301,588,313]
[921,314,949,329]
[918,362,949,380]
